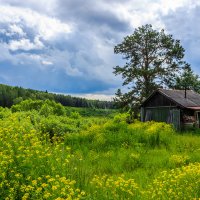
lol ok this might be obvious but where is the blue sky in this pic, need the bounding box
[0,0,200,100]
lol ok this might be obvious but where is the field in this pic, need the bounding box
[1,99,200,199]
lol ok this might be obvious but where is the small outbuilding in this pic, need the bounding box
[140,89,200,130]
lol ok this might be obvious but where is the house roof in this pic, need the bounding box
[142,89,200,109]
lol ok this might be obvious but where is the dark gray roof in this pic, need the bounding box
[159,89,200,108]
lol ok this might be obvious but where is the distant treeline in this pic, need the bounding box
[0,84,115,109]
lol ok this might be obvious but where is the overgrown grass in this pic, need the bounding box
[1,100,200,199]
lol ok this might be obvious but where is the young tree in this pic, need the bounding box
[113,24,187,115]
[172,64,200,93]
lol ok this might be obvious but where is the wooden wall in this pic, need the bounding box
[143,92,176,107]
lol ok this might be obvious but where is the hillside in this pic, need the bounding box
[1,99,200,199]
[0,83,115,109]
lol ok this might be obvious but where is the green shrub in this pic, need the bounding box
[70,111,81,119]
[11,99,43,112]
[11,99,65,116]
[40,116,78,138]
[128,121,175,148]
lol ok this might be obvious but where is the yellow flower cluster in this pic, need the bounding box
[90,175,140,199]
[0,113,85,199]
[128,121,174,147]
[19,175,85,199]
[169,154,190,167]
[145,163,200,199]
[2,106,200,200]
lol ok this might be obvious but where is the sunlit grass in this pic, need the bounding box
[1,100,200,199]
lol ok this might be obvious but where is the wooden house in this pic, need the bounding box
[140,89,200,130]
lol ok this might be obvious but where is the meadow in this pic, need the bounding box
[1,99,200,199]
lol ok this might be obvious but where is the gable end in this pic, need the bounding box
[142,91,177,108]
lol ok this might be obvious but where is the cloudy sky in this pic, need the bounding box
[0,0,200,100]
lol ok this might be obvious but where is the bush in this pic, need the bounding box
[11,99,43,112]
[39,116,78,138]
[128,121,175,148]
[12,99,65,116]
[113,113,130,123]
[70,111,81,119]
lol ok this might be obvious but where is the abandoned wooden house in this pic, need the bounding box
[140,89,200,130]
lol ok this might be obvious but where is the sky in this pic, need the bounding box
[0,0,200,100]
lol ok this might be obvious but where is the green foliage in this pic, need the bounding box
[39,116,76,138]
[13,97,23,105]
[2,100,200,199]
[11,99,65,116]
[0,83,115,109]
[171,64,200,92]
[39,103,54,117]
[66,106,118,118]
[113,112,130,123]
[11,99,44,112]
[70,111,81,119]
[0,107,12,119]
[145,163,200,199]
[0,114,85,199]
[129,121,175,148]
[90,175,141,199]
[39,100,65,116]
[113,24,188,115]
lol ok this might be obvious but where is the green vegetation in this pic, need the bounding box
[171,64,200,93]
[113,24,192,115]
[1,99,200,199]
[0,83,115,109]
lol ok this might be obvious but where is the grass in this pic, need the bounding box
[1,100,200,199]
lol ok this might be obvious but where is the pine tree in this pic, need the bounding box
[113,24,187,116]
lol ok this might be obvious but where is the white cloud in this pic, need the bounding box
[1,0,200,95]
[41,60,53,65]
[0,0,57,14]
[69,93,114,101]
[9,24,26,36]
[9,38,44,51]
[105,0,200,31]
[0,5,73,41]
[66,67,83,77]
[29,54,41,60]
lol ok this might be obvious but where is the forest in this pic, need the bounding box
[0,84,115,109]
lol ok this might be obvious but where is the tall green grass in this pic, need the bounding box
[1,100,200,199]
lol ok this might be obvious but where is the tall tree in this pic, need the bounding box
[113,24,187,115]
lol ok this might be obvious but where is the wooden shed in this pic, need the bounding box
[140,89,200,130]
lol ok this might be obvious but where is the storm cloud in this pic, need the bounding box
[0,0,199,99]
